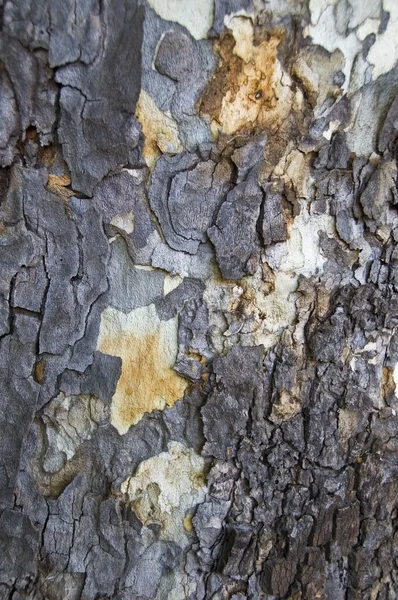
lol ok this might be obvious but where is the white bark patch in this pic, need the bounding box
[393,363,398,398]
[306,0,398,91]
[367,0,398,80]
[305,4,362,93]
[147,0,214,40]
[121,441,207,545]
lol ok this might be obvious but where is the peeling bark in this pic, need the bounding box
[1,1,398,599]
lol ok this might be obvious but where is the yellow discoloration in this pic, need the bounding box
[44,449,88,498]
[382,367,395,399]
[136,90,183,169]
[97,304,188,435]
[183,514,194,532]
[199,17,297,136]
[47,174,74,199]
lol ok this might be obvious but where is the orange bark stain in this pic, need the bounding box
[199,17,296,136]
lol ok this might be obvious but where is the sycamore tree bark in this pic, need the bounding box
[1,0,398,598]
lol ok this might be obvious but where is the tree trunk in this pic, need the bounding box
[1,1,398,598]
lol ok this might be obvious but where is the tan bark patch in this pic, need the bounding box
[34,359,46,384]
[97,304,188,434]
[47,174,74,199]
[199,17,295,136]
[136,90,183,169]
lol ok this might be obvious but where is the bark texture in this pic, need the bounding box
[1,0,398,598]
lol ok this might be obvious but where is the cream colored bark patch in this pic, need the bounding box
[136,90,183,169]
[203,203,335,353]
[393,362,398,399]
[253,210,334,347]
[338,408,360,448]
[270,390,302,423]
[97,304,187,435]
[110,211,135,235]
[147,0,214,40]
[163,273,183,295]
[121,441,207,545]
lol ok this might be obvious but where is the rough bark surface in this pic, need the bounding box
[1,1,398,599]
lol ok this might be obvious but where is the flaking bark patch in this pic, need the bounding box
[199,17,297,136]
[97,304,187,434]
[121,441,207,545]
[3,1,398,598]
[136,90,183,169]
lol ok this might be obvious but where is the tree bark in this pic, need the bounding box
[1,0,398,598]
